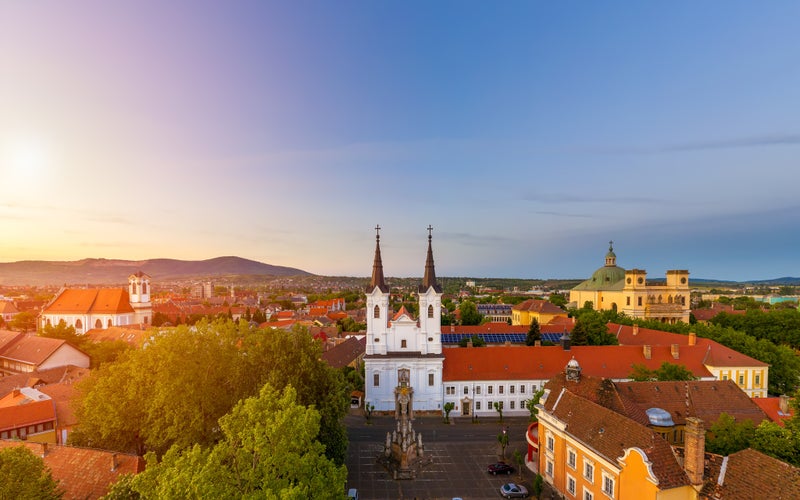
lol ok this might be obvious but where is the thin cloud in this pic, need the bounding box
[439,231,517,247]
[532,210,594,219]
[519,192,663,204]
[662,134,800,152]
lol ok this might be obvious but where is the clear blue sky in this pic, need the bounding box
[1,1,799,281]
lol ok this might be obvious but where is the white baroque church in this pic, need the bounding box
[364,227,445,413]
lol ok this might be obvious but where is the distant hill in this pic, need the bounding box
[0,256,313,286]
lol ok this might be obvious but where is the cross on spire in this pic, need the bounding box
[427,225,433,240]
[375,224,381,240]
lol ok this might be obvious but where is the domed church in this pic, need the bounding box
[569,242,690,323]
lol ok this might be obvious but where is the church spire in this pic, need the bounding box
[419,225,442,293]
[367,225,389,293]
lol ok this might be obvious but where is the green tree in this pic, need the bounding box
[71,320,349,465]
[513,449,524,480]
[364,402,375,423]
[110,384,347,499]
[458,335,485,347]
[751,420,799,465]
[525,318,541,346]
[549,293,567,308]
[532,473,544,499]
[705,413,755,456]
[9,311,37,332]
[527,388,545,422]
[628,362,696,382]
[459,300,483,326]
[497,428,509,459]
[494,401,504,424]
[0,446,63,500]
[443,402,455,423]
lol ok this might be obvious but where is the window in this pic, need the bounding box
[722,374,728,381]
[476,386,482,395]
[510,401,515,409]
[584,491,594,500]
[584,462,594,483]
[107,319,112,327]
[567,449,576,469]
[626,297,630,306]
[499,385,504,394]
[546,435,555,452]
[95,319,102,328]
[373,373,380,387]
[401,339,407,348]
[637,297,642,306]
[488,401,493,410]
[428,373,434,386]
[738,374,745,386]
[532,384,538,392]
[510,385,515,394]
[602,474,615,497]
[546,460,554,477]
[428,304,434,318]
[75,319,83,329]
[464,386,469,395]
[488,386,493,395]
[520,384,525,394]
[446,386,455,395]
[755,374,761,386]
[476,401,481,410]
[567,476,576,495]
[373,305,380,318]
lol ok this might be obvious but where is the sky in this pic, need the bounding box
[1,1,799,281]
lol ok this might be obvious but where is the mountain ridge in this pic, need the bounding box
[0,256,313,286]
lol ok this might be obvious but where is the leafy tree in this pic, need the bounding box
[151,312,171,327]
[497,428,509,459]
[443,402,455,423]
[110,384,347,499]
[525,318,541,346]
[628,362,696,382]
[549,293,567,308]
[459,300,483,326]
[251,308,267,324]
[364,402,374,423]
[494,401,504,423]
[71,320,349,465]
[705,413,755,456]
[513,449,524,480]
[751,420,799,465]
[527,388,545,422]
[0,446,63,500]
[458,335,485,347]
[9,311,37,332]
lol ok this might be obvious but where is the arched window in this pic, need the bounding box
[668,295,673,304]
[95,319,102,328]
[658,295,663,304]
[131,283,137,295]
[373,305,380,318]
[107,319,113,328]
[75,319,83,330]
[428,304,434,318]
[142,282,147,294]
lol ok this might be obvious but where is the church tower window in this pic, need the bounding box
[374,305,380,318]
[142,282,147,294]
[428,304,434,318]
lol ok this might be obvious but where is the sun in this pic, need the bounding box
[1,136,50,183]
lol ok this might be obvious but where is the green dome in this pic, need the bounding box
[591,265,626,285]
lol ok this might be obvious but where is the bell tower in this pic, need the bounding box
[366,226,390,355]
[418,225,442,355]
[128,271,152,325]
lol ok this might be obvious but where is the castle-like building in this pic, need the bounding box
[570,242,690,324]
[364,227,444,413]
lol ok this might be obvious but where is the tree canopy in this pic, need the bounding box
[628,362,697,382]
[106,384,347,499]
[0,446,63,500]
[459,300,483,326]
[525,318,541,346]
[70,319,349,464]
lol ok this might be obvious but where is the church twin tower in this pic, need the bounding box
[364,226,445,412]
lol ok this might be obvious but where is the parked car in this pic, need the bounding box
[487,462,515,475]
[347,488,358,500]
[500,482,528,498]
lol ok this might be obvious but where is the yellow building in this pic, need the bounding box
[570,242,690,324]
[511,299,568,326]
[538,365,701,500]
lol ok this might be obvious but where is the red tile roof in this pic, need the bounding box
[0,335,70,365]
[0,365,90,399]
[38,383,79,427]
[512,299,566,315]
[442,344,715,382]
[44,289,135,315]
[0,441,144,500]
[84,326,150,348]
[392,306,413,321]
[0,399,56,432]
[703,448,800,499]
[752,397,795,427]
[321,336,366,369]
[0,301,19,314]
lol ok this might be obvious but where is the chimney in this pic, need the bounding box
[643,345,651,360]
[561,332,571,351]
[684,417,705,485]
[671,344,679,359]
[111,453,119,472]
[779,394,791,414]
[688,332,697,346]
[632,324,639,336]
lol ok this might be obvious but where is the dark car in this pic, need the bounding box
[500,482,528,498]
[487,462,515,475]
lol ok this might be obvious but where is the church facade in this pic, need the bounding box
[570,243,690,324]
[364,228,445,413]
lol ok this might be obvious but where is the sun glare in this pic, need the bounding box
[1,136,50,184]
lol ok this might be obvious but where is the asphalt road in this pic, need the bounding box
[344,411,539,500]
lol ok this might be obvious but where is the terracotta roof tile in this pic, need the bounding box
[0,441,144,500]
[0,399,56,431]
[0,335,69,365]
[704,448,800,499]
[0,365,90,398]
[512,299,566,315]
[321,336,366,369]
[44,289,134,315]
[752,397,795,427]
